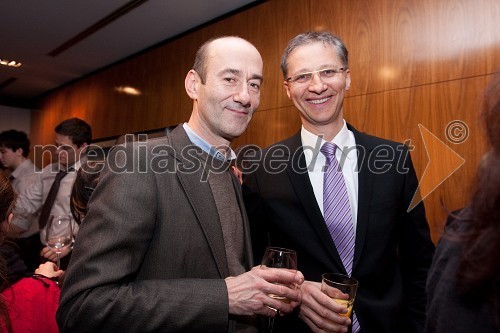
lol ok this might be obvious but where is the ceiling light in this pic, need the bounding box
[0,58,21,67]
[115,86,141,96]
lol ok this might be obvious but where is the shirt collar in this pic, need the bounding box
[72,158,84,171]
[11,159,33,178]
[301,120,351,159]
[182,123,235,161]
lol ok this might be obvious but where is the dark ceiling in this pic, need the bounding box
[0,0,260,108]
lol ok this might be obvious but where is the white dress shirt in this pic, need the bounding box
[12,159,84,242]
[10,159,40,237]
[301,121,359,233]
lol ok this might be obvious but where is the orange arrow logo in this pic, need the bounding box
[408,124,465,212]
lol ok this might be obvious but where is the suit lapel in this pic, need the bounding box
[167,126,230,278]
[284,132,347,271]
[348,124,376,271]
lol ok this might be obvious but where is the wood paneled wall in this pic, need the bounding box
[30,0,500,243]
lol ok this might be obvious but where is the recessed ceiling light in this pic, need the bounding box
[0,58,22,67]
[115,86,141,96]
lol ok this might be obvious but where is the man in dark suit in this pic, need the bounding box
[57,36,303,333]
[243,31,435,333]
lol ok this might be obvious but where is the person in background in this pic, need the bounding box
[425,73,500,333]
[0,130,41,271]
[57,36,303,333]
[12,118,92,270]
[69,134,134,226]
[0,173,63,333]
[0,163,12,179]
[38,160,103,287]
[243,31,435,333]
[69,160,101,226]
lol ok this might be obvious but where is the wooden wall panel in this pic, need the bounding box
[312,0,500,95]
[244,0,311,112]
[30,0,500,243]
[344,74,491,242]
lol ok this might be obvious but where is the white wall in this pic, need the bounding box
[0,105,31,134]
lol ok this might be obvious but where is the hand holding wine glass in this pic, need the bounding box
[260,247,298,332]
[35,261,64,278]
[321,273,358,318]
[45,215,73,270]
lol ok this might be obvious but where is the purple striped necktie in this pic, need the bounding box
[321,142,360,333]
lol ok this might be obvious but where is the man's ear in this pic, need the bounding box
[79,143,89,155]
[15,148,24,156]
[284,80,292,99]
[345,70,351,91]
[185,70,200,100]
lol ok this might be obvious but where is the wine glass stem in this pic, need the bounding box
[267,311,278,333]
[56,252,61,270]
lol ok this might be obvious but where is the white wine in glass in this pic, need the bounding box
[45,215,73,270]
[260,247,297,333]
[321,273,358,319]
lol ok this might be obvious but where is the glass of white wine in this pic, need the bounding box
[45,215,73,270]
[321,273,358,319]
[260,247,297,333]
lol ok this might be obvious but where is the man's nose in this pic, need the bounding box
[234,83,251,107]
[307,73,327,93]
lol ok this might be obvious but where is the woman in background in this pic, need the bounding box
[0,174,62,333]
[425,73,500,332]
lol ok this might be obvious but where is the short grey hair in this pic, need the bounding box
[280,31,349,79]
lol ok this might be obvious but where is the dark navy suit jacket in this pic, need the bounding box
[243,124,435,333]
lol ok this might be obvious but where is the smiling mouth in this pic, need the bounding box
[308,97,331,105]
[227,107,249,115]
